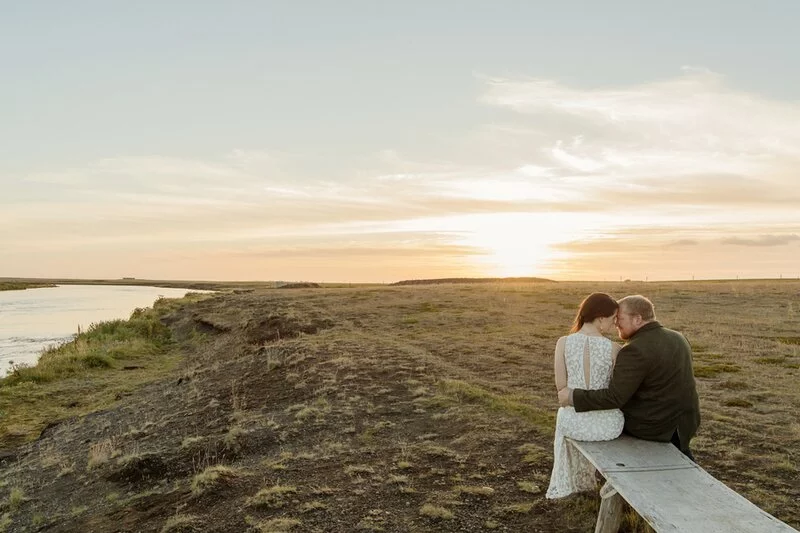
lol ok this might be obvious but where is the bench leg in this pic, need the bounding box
[594,482,624,533]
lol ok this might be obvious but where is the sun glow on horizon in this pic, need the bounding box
[422,212,591,278]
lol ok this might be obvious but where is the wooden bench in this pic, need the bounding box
[567,435,798,533]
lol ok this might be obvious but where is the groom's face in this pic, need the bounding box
[615,307,640,340]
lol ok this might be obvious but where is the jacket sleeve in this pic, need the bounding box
[573,344,648,412]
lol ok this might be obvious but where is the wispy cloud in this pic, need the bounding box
[668,239,699,247]
[722,234,800,246]
[481,69,800,179]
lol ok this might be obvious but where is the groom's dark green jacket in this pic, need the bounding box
[573,321,701,449]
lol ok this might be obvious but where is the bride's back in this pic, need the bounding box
[564,333,615,390]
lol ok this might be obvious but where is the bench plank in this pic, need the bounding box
[569,435,798,533]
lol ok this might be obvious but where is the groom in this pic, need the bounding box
[558,294,700,459]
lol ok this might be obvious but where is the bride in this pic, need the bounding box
[545,292,624,499]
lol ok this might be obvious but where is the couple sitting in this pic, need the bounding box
[546,293,701,499]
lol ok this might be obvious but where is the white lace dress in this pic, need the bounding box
[545,333,624,499]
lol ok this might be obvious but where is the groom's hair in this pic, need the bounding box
[618,295,656,321]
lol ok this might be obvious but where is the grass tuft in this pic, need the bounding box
[693,363,742,378]
[246,485,298,508]
[453,485,495,496]
[419,504,454,520]
[245,517,301,532]
[87,439,119,470]
[498,501,535,514]
[160,514,200,533]
[7,488,26,511]
[517,481,541,494]
[190,465,242,496]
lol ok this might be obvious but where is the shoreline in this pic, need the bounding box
[0,285,209,377]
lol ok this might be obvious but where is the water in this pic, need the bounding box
[0,285,202,376]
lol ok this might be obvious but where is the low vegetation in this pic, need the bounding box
[0,281,56,291]
[0,293,209,447]
[160,513,200,533]
[0,279,797,532]
[190,465,243,496]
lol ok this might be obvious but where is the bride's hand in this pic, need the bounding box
[558,387,572,407]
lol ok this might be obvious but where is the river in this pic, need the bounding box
[0,285,202,377]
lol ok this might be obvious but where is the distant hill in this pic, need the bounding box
[391,276,555,286]
[277,282,322,289]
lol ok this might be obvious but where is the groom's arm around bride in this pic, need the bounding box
[558,295,701,459]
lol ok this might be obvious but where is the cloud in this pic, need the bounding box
[226,241,480,261]
[481,69,800,174]
[721,234,800,246]
[5,69,800,281]
[668,239,699,247]
[553,227,800,256]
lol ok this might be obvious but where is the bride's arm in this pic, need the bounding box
[554,336,567,394]
[611,342,622,367]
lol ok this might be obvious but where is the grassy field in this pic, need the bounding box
[0,282,56,291]
[0,280,798,532]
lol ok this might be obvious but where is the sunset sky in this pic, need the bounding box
[2,1,799,283]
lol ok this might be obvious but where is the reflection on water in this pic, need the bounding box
[0,285,201,376]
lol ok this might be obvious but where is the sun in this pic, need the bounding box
[484,245,547,277]
[454,213,559,278]
[473,236,552,277]
[391,211,585,279]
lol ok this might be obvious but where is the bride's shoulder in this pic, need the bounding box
[555,334,570,348]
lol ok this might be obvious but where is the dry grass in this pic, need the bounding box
[497,501,535,514]
[452,485,495,496]
[419,503,454,519]
[0,279,798,532]
[5,488,26,511]
[245,517,302,532]
[0,514,11,533]
[246,484,298,508]
[160,514,200,533]
[190,465,243,496]
[86,439,119,470]
[516,481,541,493]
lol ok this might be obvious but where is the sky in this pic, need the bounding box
[2,1,799,283]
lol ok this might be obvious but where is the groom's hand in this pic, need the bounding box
[558,387,573,406]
